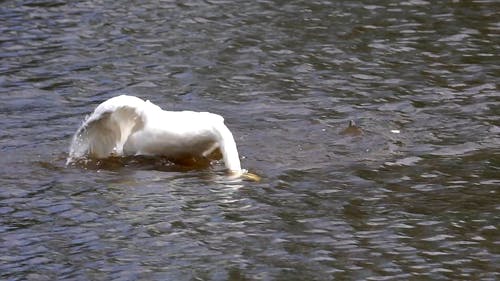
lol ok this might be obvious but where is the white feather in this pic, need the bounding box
[68,95,242,172]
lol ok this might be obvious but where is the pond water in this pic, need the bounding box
[1,0,499,280]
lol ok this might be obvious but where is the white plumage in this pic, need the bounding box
[67,95,242,173]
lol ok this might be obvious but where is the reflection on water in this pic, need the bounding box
[1,0,499,280]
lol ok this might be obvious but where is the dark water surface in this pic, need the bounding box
[1,0,499,280]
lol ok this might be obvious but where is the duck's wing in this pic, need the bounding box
[68,95,151,161]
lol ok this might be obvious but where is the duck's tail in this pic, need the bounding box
[67,96,147,165]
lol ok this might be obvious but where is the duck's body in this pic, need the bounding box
[68,95,242,172]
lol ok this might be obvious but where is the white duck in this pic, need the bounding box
[67,95,243,174]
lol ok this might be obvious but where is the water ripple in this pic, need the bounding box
[1,0,499,280]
